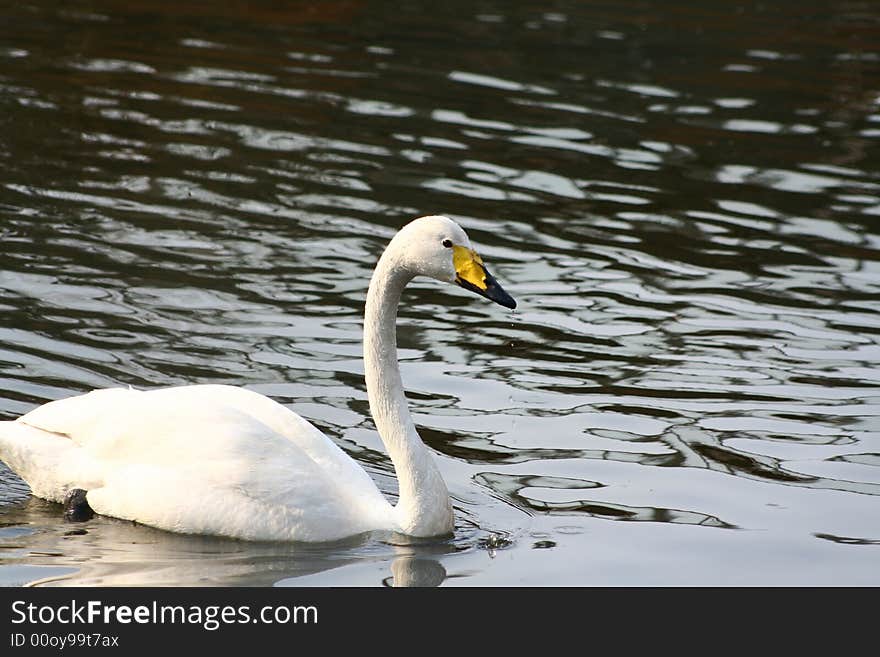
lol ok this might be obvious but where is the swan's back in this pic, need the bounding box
[0,385,391,541]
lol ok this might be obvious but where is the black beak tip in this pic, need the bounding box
[484,270,516,310]
[496,291,517,310]
[457,271,517,310]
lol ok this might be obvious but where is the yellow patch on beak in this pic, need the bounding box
[453,245,487,290]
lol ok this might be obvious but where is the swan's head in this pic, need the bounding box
[394,215,516,309]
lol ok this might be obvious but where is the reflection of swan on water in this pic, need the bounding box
[0,495,377,586]
[388,555,447,587]
[0,499,451,587]
[0,216,516,542]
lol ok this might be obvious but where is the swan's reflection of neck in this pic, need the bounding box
[389,555,446,587]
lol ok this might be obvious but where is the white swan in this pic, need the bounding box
[0,215,516,542]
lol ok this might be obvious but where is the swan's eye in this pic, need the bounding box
[442,239,453,248]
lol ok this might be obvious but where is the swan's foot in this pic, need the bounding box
[63,488,94,522]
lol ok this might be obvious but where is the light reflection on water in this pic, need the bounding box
[1,0,879,585]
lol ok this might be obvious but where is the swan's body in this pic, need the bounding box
[0,216,515,542]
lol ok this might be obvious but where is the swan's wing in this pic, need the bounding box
[13,385,381,495]
[83,419,382,541]
[0,420,104,501]
[0,385,392,540]
[147,385,377,488]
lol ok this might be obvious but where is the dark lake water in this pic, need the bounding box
[1,0,879,586]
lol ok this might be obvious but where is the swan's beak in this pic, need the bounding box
[453,245,517,310]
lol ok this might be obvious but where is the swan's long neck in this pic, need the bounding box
[364,244,453,537]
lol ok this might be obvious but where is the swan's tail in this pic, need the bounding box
[0,420,101,502]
